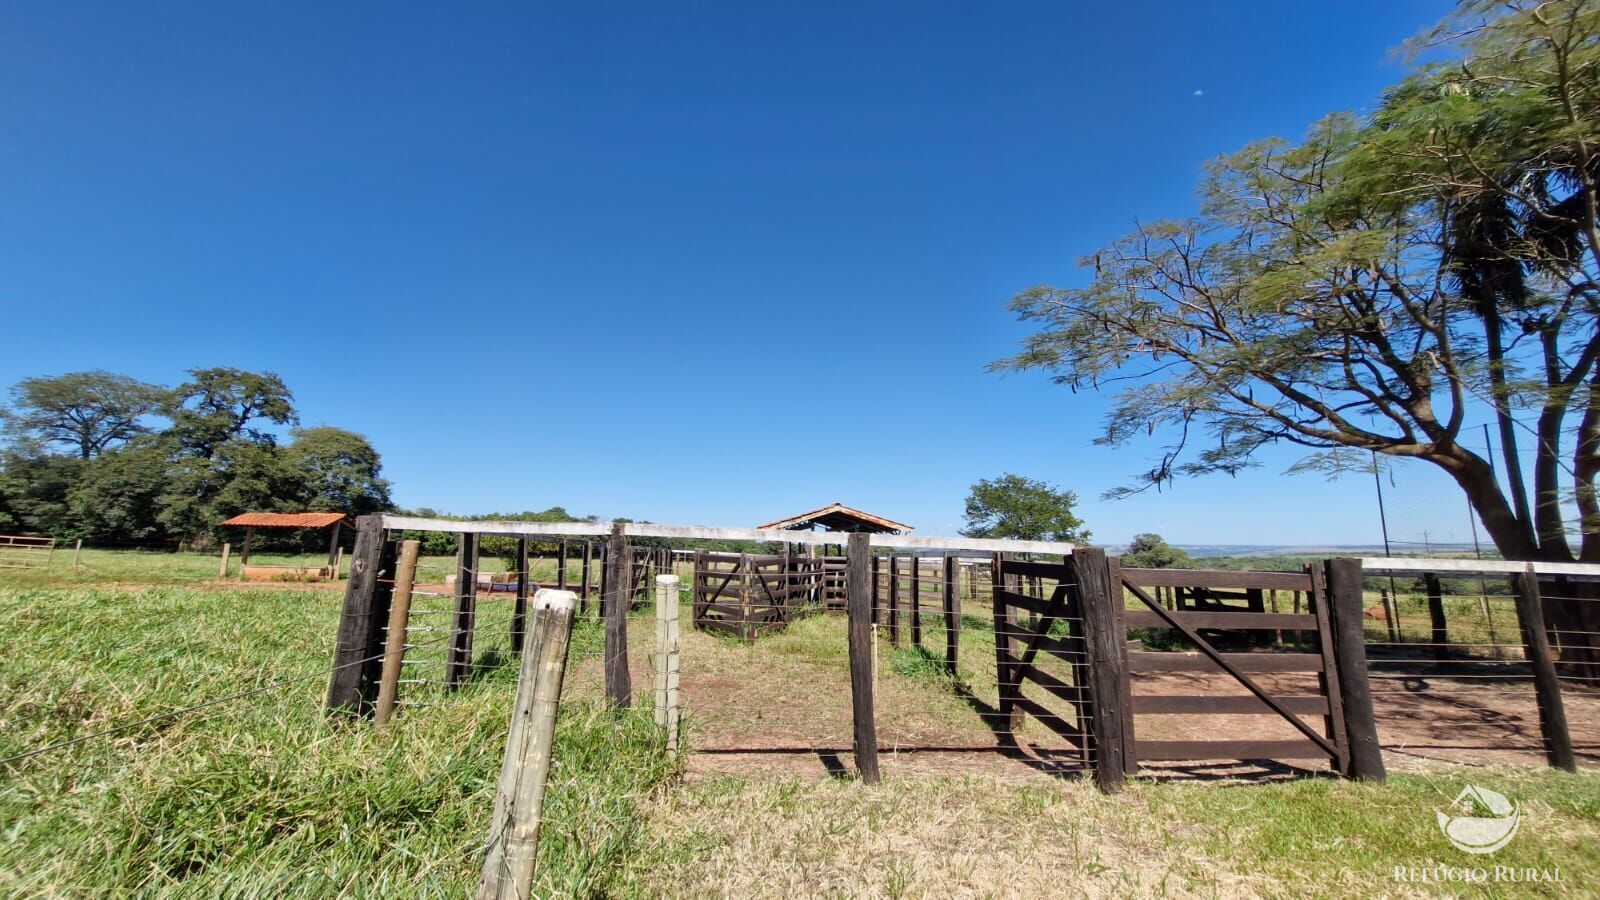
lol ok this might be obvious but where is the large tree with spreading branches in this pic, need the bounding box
[997,1,1600,571]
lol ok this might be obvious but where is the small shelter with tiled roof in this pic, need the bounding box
[218,511,350,579]
[758,502,912,535]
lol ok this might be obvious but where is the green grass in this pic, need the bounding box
[0,578,677,897]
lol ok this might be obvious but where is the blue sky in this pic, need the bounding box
[3,0,1499,546]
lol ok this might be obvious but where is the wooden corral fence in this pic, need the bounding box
[330,514,1596,804]
[877,550,968,673]
[0,534,55,569]
[691,550,818,640]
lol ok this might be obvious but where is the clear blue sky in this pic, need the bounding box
[4,0,1495,547]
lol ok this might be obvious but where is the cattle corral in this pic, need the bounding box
[332,514,1598,786]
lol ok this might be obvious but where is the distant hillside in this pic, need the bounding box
[1172,543,1483,559]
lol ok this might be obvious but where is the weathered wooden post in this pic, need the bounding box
[992,553,1021,739]
[447,532,481,689]
[374,540,422,725]
[654,574,681,753]
[325,514,396,715]
[476,590,578,900]
[1324,557,1386,781]
[218,542,230,577]
[72,538,83,568]
[888,554,901,646]
[581,541,593,612]
[943,553,960,674]
[557,539,568,591]
[603,523,632,708]
[910,555,922,649]
[512,538,530,653]
[847,533,881,784]
[1512,565,1577,772]
[1072,548,1129,793]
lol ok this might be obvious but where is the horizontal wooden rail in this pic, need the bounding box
[1135,739,1329,761]
[1121,568,1312,591]
[1124,611,1318,630]
[380,515,1075,555]
[1359,557,1600,577]
[1132,694,1329,716]
[1128,651,1325,673]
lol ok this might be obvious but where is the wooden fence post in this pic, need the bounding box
[581,541,593,612]
[218,542,230,577]
[1324,557,1386,781]
[512,538,530,653]
[888,554,900,646]
[557,539,568,591]
[374,540,422,724]
[325,514,396,715]
[603,523,632,708]
[1513,565,1577,772]
[654,574,682,753]
[943,553,960,675]
[72,538,83,568]
[847,533,881,783]
[910,555,922,649]
[476,590,578,900]
[447,532,481,689]
[992,553,1021,739]
[1072,548,1128,793]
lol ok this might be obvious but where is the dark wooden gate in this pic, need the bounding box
[1118,565,1349,772]
[992,553,1370,783]
[991,555,1092,765]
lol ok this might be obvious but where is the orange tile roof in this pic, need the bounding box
[219,512,349,529]
[757,503,912,534]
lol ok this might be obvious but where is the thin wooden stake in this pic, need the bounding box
[477,590,578,900]
[218,542,230,577]
[374,540,421,725]
[72,538,83,568]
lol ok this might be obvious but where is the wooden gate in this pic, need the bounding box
[991,555,1092,766]
[993,551,1375,785]
[1118,565,1349,773]
[691,551,814,640]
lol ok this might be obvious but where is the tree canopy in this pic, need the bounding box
[0,368,390,546]
[995,0,1600,563]
[2,371,166,459]
[1122,533,1193,569]
[961,473,1089,543]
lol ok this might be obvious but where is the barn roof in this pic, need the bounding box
[757,503,912,534]
[219,512,349,529]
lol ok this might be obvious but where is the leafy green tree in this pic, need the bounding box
[0,452,85,537]
[995,1,1600,565]
[168,368,297,459]
[1,371,166,459]
[285,427,392,516]
[961,473,1089,542]
[1122,533,1192,569]
[67,439,174,542]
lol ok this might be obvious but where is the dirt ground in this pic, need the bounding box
[600,608,1600,784]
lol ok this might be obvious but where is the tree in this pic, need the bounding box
[285,427,392,516]
[961,473,1089,542]
[168,368,297,458]
[67,439,174,542]
[994,1,1600,565]
[1,371,166,458]
[1123,533,1193,569]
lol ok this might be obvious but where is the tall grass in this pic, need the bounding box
[0,581,677,897]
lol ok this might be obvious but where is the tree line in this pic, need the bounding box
[0,368,392,547]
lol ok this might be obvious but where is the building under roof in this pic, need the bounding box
[757,503,912,535]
